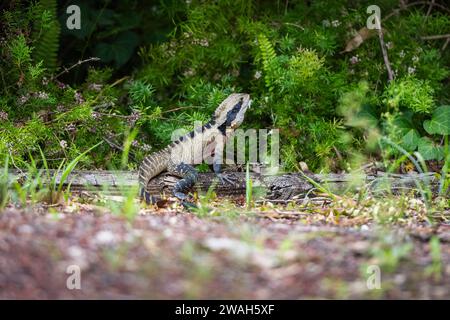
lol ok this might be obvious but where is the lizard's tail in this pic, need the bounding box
[138,150,170,203]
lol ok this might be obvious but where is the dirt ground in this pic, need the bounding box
[0,197,449,299]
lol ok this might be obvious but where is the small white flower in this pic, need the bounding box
[183,68,195,77]
[56,80,66,89]
[92,111,101,120]
[141,144,152,152]
[127,111,140,126]
[74,91,84,104]
[254,71,262,79]
[412,55,419,63]
[331,20,341,27]
[399,50,405,58]
[18,95,29,105]
[60,140,67,149]
[0,111,8,121]
[350,55,359,64]
[66,123,76,132]
[385,42,393,50]
[408,66,416,74]
[322,19,331,27]
[88,83,103,91]
[36,91,49,99]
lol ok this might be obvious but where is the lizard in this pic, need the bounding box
[138,93,252,206]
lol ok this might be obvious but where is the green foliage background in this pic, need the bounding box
[0,0,449,171]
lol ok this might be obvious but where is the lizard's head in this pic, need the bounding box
[214,93,251,129]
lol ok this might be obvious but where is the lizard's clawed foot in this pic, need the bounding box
[174,191,188,201]
[215,172,238,186]
[174,191,198,210]
[181,200,198,210]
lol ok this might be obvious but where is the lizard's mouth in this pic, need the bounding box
[231,102,251,129]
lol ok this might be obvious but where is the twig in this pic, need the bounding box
[333,146,343,162]
[421,34,450,51]
[92,102,115,110]
[103,136,137,162]
[284,22,304,30]
[162,105,204,114]
[108,76,129,88]
[51,57,100,81]
[421,34,450,40]
[103,136,124,152]
[95,112,130,119]
[426,0,435,17]
[375,17,394,82]
[442,38,450,51]
[383,1,450,21]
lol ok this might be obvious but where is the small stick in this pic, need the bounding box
[442,38,450,51]
[421,34,450,40]
[426,0,435,17]
[103,136,138,162]
[51,57,100,81]
[383,1,450,21]
[162,105,204,114]
[375,17,394,82]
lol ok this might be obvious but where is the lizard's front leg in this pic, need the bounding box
[168,162,199,202]
[212,142,237,186]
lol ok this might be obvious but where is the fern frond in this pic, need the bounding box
[32,0,60,73]
[258,34,277,91]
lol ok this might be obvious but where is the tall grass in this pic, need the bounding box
[246,162,253,209]
[38,142,102,204]
[0,156,10,209]
[2,142,102,208]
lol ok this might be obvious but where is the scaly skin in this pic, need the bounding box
[139,93,251,205]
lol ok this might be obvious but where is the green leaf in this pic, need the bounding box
[423,105,450,135]
[418,137,444,161]
[357,104,378,128]
[94,31,139,67]
[401,129,420,151]
[393,112,414,135]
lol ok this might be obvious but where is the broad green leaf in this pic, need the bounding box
[401,129,420,151]
[94,31,139,67]
[393,111,414,135]
[418,137,444,161]
[423,105,450,135]
[356,104,378,128]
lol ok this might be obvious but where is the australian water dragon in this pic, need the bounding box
[138,93,251,205]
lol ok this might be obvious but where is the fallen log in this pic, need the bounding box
[8,170,444,199]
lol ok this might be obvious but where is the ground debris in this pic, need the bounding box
[0,199,449,299]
